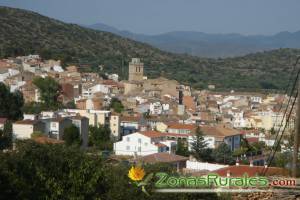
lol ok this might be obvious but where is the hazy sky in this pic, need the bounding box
[0,0,299,35]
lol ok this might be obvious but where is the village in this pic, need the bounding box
[0,54,295,177]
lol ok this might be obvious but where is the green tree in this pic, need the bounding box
[0,121,13,150]
[32,77,61,109]
[176,139,189,157]
[0,83,24,120]
[89,125,112,150]
[62,125,80,146]
[213,143,235,164]
[190,127,213,161]
[0,140,219,200]
[109,98,124,113]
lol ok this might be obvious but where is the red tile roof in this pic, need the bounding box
[212,165,289,177]
[167,123,197,130]
[200,125,241,137]
[33,136,65,144]
[120,116,140,122]
[137,152,188,164]
[14,119,39,125]
[140,131,165,138]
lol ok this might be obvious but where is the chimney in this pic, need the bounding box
[236,158,240,166]
[226,170,231,177]
[250,160,253,167]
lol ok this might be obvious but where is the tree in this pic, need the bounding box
[0,140,218,200]
[213,143,234,164]
[176,139,189,157]
[109,98,124,113]
[0,121,13,150]
[190,127,213,161]
[89,125,112,150]
[62,125,80,146]
[32,77,61,109]
[0,83,24,120]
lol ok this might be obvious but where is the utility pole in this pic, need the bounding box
[292,56,300,178]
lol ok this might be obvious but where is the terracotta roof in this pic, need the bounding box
[167,123,197,130]
[33,136,65,144]
[14,119,40,125]
[212,165,289,177]
[200,125,241,137]
[0,118,7,124]
[137,152,188,164]
[120,116,141,122]
[183,96,196,111]
[140,131,165,138]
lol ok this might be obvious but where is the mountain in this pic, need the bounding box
[88,23,300,58]
[1,6,300,91]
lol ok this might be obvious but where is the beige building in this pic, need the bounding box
[13,120,45,139]
[110,114,121,139]
[128,58,144,82]
[63,109,110,127]
[155,122,168,132]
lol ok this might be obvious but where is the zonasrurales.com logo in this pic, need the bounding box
[128,166,153,196]
[128,166,297,195]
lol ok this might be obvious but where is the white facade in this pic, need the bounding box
[186,161,228,171]
[114,132,174,156]
[188,135,216,150]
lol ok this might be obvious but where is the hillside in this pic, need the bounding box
[1,6,300,91]
[89,23,300,58]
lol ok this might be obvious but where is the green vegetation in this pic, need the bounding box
[32,77,61,110]
[62,125,80,146]
[88,125,112,150]
[0,121,12,150]
[175,139,189,157]
[0,83,24,120]
[190,127,213,161]
[0,140,219,199]
[213,143,235,165]
[1,7,300,91]
[109,98,124,113]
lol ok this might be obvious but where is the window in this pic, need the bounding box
[138,147,141,152]
[126,146,130,150]
[126,137,130,142]
[144,142,148,146]
[138,138,141,143]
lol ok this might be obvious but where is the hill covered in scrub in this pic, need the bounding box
[1,6,300,91]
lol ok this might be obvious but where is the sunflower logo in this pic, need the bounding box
[128,166,153,196]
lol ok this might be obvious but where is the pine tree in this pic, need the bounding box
[191,127,213,161]
[176,139,189,157]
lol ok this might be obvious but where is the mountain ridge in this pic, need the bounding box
[88,23,300,58]
[1,6,300,91]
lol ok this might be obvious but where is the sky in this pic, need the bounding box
[0,0,299,35]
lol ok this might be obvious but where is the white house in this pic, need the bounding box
[188,125,242,151]
[114,131,176,156]
[13,119,45,139]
